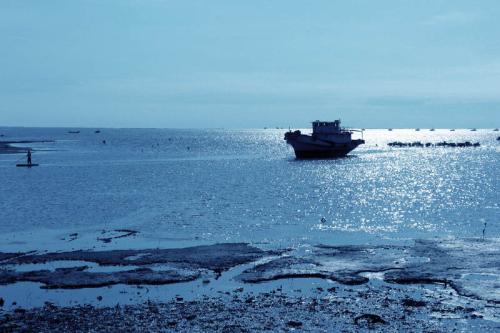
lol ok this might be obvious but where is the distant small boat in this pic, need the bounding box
[16,163,39,168]
[388,128,393,131]
[494,128,499,132]
[430,128,435,131]
[415,128,420,131]
[95,130,101,134]
[450,129,455,131]
[470,128,477,132]
[68,130,80,134]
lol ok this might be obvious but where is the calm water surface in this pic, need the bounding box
[0,128,498,250]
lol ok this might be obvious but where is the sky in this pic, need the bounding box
[1,0,500,128]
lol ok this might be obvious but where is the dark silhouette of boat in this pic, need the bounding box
[284,120,365,159]
[68,130,80,134]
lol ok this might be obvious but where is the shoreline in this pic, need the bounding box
[1,239,499,331]
[0,140,55,154]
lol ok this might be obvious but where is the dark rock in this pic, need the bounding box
[245,297,254,304]
[185,314,196,321]
[354,314,386,326]
[44,301,56,309]
[402,298,427,307]
[287,320,303,328]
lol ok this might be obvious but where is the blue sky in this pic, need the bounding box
[1,0,499,128]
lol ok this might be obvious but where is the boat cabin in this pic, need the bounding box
[312,120,343,134]
[311,119,352,142]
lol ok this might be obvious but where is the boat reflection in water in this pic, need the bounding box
[284,120,365,159]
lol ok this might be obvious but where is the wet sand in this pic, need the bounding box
[0,240,499,331]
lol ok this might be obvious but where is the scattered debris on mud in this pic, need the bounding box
[1,284,498,332]
[97,229,139,243]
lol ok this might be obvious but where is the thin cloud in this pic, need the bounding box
[423,11,482,26]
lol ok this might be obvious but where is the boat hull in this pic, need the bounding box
[286,135,364,159]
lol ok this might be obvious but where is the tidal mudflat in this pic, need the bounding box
[1,239,499,331]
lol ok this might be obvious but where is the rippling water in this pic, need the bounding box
[0,128,498,249]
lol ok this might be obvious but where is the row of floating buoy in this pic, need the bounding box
[388,141,481,148]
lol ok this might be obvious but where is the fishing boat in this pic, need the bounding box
[284,120,365,159]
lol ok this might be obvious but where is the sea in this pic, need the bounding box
[0,127,498,252]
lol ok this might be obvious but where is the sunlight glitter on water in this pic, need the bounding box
[0,128,498,249]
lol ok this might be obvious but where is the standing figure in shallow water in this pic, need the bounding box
[27,149,32,165]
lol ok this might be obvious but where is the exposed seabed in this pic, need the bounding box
[0,238,499,332]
